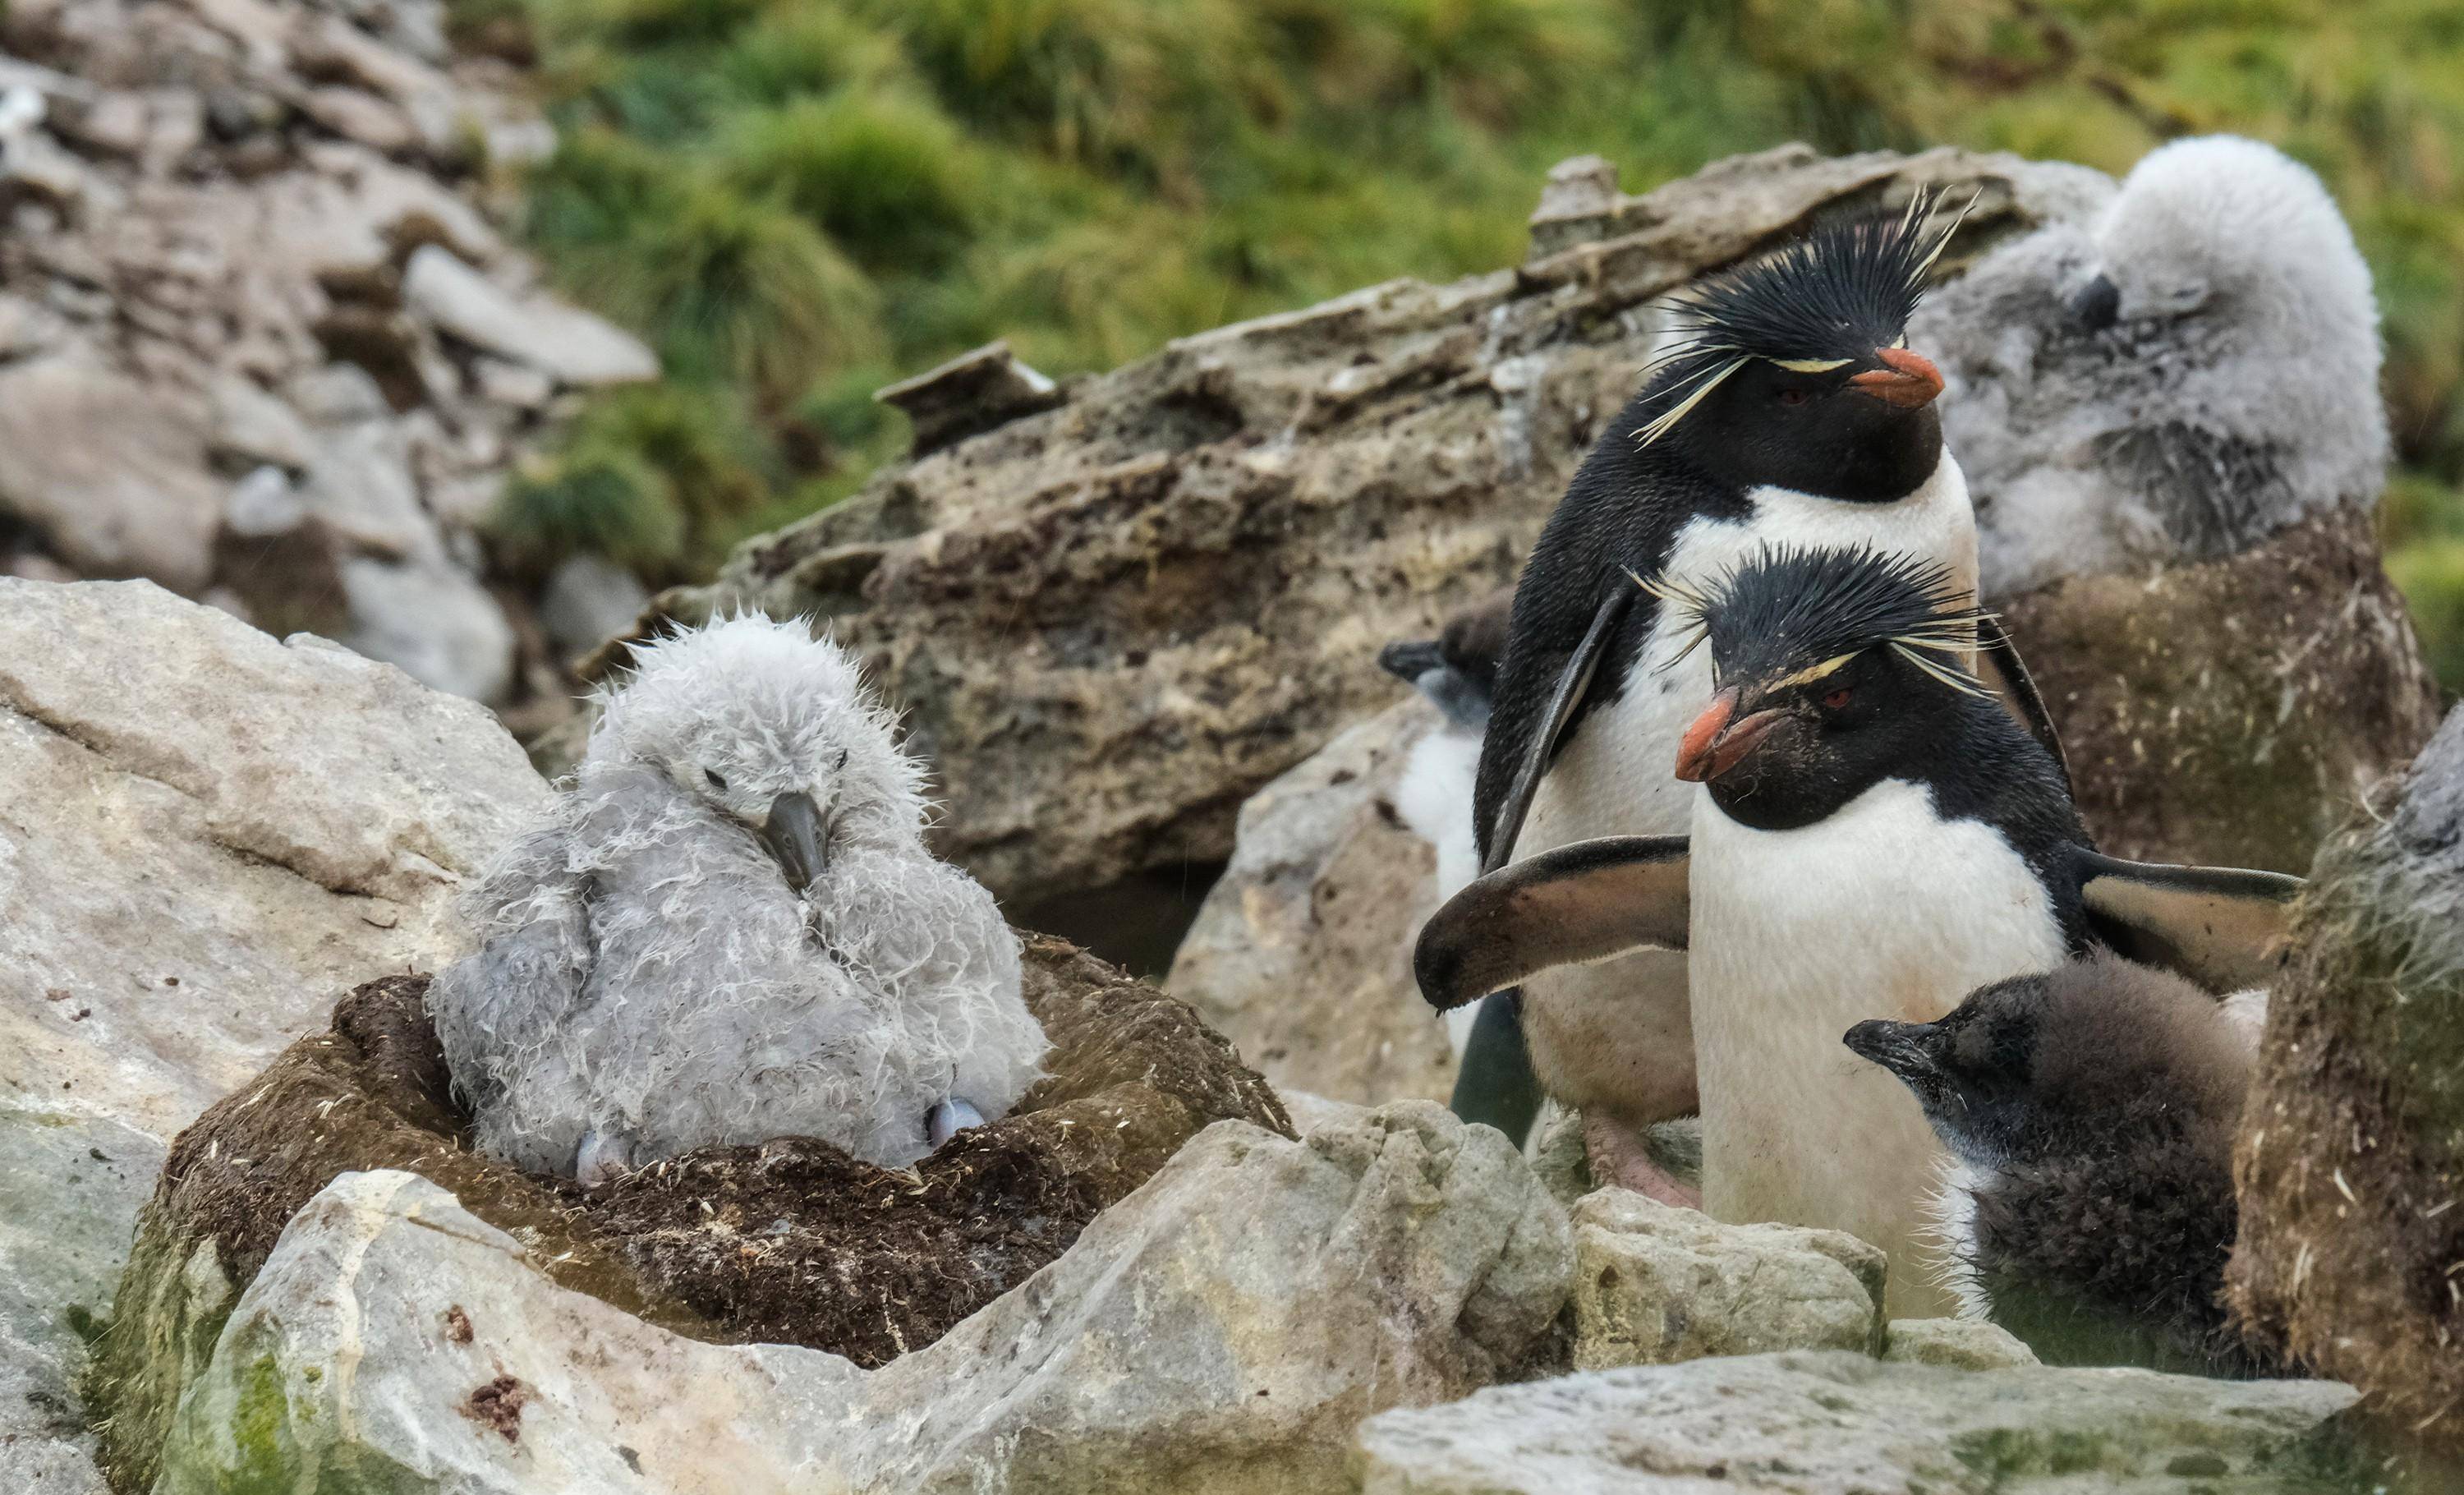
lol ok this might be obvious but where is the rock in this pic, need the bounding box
[91,934,1297,1486]
[2229,702,2464,1455]
[538,551,650,660]
[206,375,317,474]
[646,145,2092,904]
[282,361,390,425]
[295,418,430,558]
[294,83,416,155]
[145,1100,1565,1493]
[470,352,551,412]
[1353,1350,2361,1494]
[1525,154,1624,257]
[1568,1189,1886,1371]
[339,553,518,702]
[0,354,223,591]
[1999,505,2441,874]
[1881,1318,2040,1371]
[0,578,544,1489]
[1170,698,1458,1106]
[402,244,658,388]
[873,338,1065,458]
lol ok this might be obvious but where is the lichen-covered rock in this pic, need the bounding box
[88,937,1290,1489]
[1352,1350,2361,1494]
[642,145,2097,904]
[1170,698,1459,1106]
[2229,702,2464,1455]
[0,578,544,1492]
[1569,1189,1885,1371]
[150,1102,1568,1494]
[2000,506,2441,872]
[1881,1318,2040,1372]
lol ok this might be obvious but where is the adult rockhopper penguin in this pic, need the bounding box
[1448,196,2063,1181]
[1418,545,2296,1316]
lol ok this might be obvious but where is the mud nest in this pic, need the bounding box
[118,932,1290,1368]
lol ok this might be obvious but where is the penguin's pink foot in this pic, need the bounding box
[1583,1112,1702,1210]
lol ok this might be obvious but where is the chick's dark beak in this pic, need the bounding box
[1846,347,1944,409]
[2070,273,2121,331]
[1674,686,1786,784]
[1842,1019,1940,1082]
[759,790,830,892]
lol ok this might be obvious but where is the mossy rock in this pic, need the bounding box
[84,933,1290,1493]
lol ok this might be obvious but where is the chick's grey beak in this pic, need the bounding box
[1842,1019,1938,1081]
[759,790,829,892]
[2070,273,2120,331]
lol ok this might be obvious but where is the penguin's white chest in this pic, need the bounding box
[1519,452,1977,855]
[1686,778,2066,1316]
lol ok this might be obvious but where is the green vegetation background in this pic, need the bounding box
[467,0,2464,690]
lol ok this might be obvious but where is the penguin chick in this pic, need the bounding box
[1378,586,1512,732]
[429,614,1048,1180]
[1918,135,2386,595]
[1844,951,2279,1375]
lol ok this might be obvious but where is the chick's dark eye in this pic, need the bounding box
[704,768,727,790]
[1777,387,1810,407]
[1822,687,1853,711]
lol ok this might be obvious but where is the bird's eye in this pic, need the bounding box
[1822,687,1853,711]
[704,768,728,790]
[1777,387,1810,407]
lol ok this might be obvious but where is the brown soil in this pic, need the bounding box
[2001,505,2442,874]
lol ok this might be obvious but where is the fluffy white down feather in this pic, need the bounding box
[428,614,1047,1176]
[1916,135,2387,596]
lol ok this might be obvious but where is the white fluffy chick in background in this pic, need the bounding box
[1916,135,2388,596]
[429,614,1047,1181]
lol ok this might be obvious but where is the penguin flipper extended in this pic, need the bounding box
[1974,614,2072,795]
[2076,853,2303,995]
[1479,587,1637,874]
[1415,835,1690,1012]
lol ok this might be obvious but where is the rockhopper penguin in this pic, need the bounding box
[429,614,1050,1181]
[1845,952,2282,1375]
[1446,196,2066,1183]
[1417,545,2296,1315]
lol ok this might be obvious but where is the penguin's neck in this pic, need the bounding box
[1518,449,1977,856]
[1685,772,2070,1318]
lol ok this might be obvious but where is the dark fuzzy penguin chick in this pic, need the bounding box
[1844,950,2280,1376]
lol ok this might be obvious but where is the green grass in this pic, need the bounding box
[478,0,2464,692]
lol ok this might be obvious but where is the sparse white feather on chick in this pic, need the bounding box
[429,613,1048,1177]
[1392,720,1485,1057]
[1917,135,2387,596]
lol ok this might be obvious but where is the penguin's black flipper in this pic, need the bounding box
[1416,834,1690,1012]
[1480,587,1637,874]
[2076,853,2303,995]
[1974,615,2073,798]
[1449,991,1547,1143]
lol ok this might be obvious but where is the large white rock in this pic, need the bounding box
[403,245,659,388]
[1569,1189,1885,1370]
[1354,1350,2360,1494]
[0,579,546,1489]
[1169,699,1460,1106]
[154,1102,1571,1493]
[0,355,224,592]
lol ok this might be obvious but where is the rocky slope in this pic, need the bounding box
[0,0,652,707]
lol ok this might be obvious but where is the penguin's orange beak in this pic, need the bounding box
[1675,687,1785,783]
[1847,347,1943,409]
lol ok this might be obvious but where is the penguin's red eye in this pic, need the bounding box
[1823,687,1853,711]
[1777,387,1811,407]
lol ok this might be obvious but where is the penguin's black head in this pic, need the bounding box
[1656,545,1989,830]
[1637,196,1960,504]
[1842,952,2255,1171]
